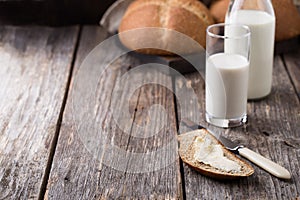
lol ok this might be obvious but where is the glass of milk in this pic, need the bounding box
[206,23,251,128]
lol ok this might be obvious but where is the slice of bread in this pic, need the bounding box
[178,129,254,179]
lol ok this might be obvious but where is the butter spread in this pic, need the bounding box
[193,136,241,172]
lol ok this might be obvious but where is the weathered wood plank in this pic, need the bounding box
[0,26,79,199]
[175,55,300,199]
[283,47,300,100]
[46,26,182,199]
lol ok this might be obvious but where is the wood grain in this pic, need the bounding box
[175,55,300,199]
[0,26,79,199]
[283,47,300,100]
[46,26,182,199]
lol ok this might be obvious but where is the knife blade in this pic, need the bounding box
[181,119,291,179]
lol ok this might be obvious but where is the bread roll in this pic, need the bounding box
[118,0,214,55]
[209,0,230,24]
[273,0,300,41]
[209,0,300,41]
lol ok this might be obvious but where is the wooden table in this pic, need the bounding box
[0,25,299,200]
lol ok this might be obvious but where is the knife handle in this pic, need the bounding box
[238,147,291,179]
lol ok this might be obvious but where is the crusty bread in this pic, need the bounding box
[178,129,254,179]
[272,0,300,41]
[118,0,214,55]
[209,0,230,24]
[209,0,300,41]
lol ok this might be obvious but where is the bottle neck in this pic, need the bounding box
[228,0,274,16]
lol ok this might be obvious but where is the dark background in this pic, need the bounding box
[0,0,117,25]
[0,0,213,25]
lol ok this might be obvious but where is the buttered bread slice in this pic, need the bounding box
[178,129,254,179]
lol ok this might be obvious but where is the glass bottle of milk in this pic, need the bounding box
[225,0,275,99]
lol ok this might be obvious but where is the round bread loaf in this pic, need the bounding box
[118,0,214,55]
[209,0,229,24]
[209,0,300,41]
[272,0,300,41]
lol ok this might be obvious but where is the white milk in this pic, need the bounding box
[226,10,275,99]
[206,53,249,119]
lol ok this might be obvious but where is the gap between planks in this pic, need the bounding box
[38,26,83,200]
[281,54,300,102]
[171,76,187,200]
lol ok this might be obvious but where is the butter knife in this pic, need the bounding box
[181,120,291,179]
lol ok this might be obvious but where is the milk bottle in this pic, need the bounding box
[226,0,276,99]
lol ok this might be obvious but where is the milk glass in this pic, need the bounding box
[206,23,251,128]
